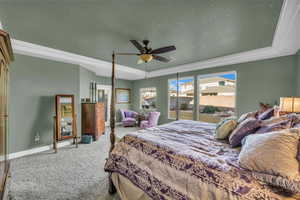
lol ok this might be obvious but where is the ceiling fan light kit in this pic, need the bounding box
[140,54,153,63]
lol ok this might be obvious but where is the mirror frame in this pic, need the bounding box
[55,94,75,141]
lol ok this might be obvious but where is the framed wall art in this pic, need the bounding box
[116,88,131,104]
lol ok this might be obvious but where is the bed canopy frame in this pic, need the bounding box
[108,52,180,193]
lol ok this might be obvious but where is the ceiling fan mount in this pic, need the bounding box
[129,40,176,64]
[142,40,152,53]
[142,40,149,47]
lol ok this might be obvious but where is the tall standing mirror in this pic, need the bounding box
[55,95,76,141]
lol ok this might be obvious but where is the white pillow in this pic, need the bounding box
[239,129,300,179]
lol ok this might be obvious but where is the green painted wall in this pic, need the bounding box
[79,67,96,99]
[79,67,133,122]
[297,51,300,96]
[132,55,297,124]
[9,55,80,153]
[9,59,133,153]
[8,53,298,153]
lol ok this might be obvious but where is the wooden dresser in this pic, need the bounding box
[0,30,14,200]
[81,103,105,141]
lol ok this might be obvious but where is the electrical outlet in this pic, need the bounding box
[34,132,40,144]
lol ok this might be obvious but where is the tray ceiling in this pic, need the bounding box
[0,0,283,72]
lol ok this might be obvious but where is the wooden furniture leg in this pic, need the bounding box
[73,136,79,148]
[73,114,79,148]
[53,116,58,153]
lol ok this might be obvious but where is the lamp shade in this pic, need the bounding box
[140,54,153,63]
[293,98,300,112]
[279,97,300,112]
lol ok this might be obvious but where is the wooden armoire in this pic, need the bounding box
[81,103,105,141]
[0,30,14,200]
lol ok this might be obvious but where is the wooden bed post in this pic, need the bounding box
[108,52,117,194]
[110,52,116,153]
[176,72,179,121]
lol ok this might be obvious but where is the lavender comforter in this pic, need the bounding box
[105,120,294,200]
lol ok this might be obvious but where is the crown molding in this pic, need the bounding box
[147,0,300,78]
[8,0,300,80]
[147,47,287,78]
[11,39,146,80]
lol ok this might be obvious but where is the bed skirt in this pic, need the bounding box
[111,172,240,200]
[112,172,299,200]
[112,173,151,200]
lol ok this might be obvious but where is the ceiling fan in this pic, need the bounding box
[129,40,176,64]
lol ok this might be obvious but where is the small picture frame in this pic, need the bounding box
[116,88,131,104]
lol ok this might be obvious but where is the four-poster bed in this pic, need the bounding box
[106,120,298,200]
[106,52,299,200]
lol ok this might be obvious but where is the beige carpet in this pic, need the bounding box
[9,126,139,200]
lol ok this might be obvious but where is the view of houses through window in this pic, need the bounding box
[168,77,194,120]
[198,72,236,123]
[168,72,236,122]
[140,87,157,110]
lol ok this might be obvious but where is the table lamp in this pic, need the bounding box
[279,97,300,113]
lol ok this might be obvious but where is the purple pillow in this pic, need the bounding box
[293,122,300,128]
[124,111,132,118]
[289,114,300,127]
[229,118,261,147]
[257,108,274,120]
[256,120,292,134]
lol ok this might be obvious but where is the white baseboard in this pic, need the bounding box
[7,140,73,160]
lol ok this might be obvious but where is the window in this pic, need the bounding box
[168,77,194,120]
[140,87,157,110]
[198,72,236,123]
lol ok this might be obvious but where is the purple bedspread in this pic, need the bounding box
[105,120,293,200]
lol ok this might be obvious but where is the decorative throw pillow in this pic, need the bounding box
[239,129,300,179]
[258,102,271,113]
[257,108,274,120]
[260,114,300,130]
[261,115,290,126]
[255,120,292,134]
[215,118,237,139]
[124,111,131,118]
[229,118,261,147]
[215,117,236,129]
[289,114,300,127]
[237,111,257,124]
[294,122,300,128]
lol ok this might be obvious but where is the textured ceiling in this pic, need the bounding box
[0,0,283,71]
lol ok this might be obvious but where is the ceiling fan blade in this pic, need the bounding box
[153,55,170,63]
[130,40,144,53]
[150,45,176,54]
[117,53,140,56]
